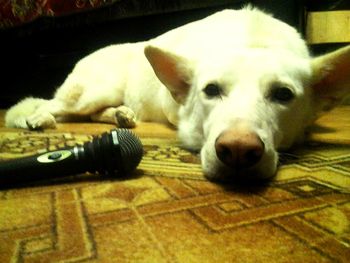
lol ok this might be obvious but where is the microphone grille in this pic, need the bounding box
[115,129,143,173]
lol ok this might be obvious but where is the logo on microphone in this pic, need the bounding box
[37,150,72,163]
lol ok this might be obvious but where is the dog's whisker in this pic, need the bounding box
[278,152,301,165]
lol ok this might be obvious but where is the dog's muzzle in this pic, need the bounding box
[215,129,265,171]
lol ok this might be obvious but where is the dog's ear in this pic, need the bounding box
[311,45,350,111]
[144,45,193,104]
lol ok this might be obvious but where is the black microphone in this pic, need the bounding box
[0,129,143,186]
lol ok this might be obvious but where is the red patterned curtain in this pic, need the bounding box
[0,0,120,28]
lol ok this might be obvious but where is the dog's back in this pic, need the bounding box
[150,8,309,61]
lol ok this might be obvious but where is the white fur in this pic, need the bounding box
[6,7,350,181]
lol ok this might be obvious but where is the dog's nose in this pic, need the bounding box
[215,129,264,169]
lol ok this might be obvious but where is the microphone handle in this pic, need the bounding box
[0,147,86,185]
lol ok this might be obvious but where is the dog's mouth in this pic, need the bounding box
[204,162,272,182]
[206,166,273,192]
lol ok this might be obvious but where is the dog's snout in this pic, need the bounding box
[215,129,264,169]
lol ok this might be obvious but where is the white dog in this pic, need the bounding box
[6,7,350,181]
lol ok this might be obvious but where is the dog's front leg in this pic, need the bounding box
[90,106,136,128]
[24,99,66,129]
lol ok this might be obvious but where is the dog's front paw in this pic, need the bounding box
[26,112,56,130]
[115,106,136,128]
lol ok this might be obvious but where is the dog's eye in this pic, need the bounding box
[203,84,222,98]
[269,86,295,103]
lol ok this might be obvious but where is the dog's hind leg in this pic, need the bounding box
[7,45,135,129]
[90,106,136,128]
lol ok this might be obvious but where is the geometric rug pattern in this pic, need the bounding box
[0,114,350,262]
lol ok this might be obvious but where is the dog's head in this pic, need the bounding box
[145,45,350,181]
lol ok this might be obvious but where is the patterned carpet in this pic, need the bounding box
[0,108,349,262]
